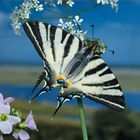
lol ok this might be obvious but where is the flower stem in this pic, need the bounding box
[44,8,65,16]
[77,98,88,140]
[74,4,100,15]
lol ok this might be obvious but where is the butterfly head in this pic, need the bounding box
[86,38,107,56]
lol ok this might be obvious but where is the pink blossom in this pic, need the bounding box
[25,111,38,131]
[0,93,14,105]
[13,130,30,140]
[0,135,4,140]
[0,103,21,134]
[12,111,38,140]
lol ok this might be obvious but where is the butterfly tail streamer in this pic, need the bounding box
[30,88,45,103]
[30,80,50,103]
[32,71,46,94]
[51,100,64,120]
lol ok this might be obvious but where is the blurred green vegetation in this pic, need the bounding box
[92,110,140,140]
[2,101,140,140]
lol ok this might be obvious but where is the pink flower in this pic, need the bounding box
[0,93,14,105]
[13,130,30,140]
[0,135,4,140]
[12,111,38,140]
[25,111,38,131]
[0,103,21,134]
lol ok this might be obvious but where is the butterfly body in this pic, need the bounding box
[23,21,125,116]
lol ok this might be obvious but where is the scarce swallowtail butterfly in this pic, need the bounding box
[23,21,125,117]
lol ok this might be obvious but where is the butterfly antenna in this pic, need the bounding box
[91,25,94,38]
[107,49,115,55]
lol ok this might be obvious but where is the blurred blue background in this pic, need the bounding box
[0,0,140,66]
[0,1,140,140]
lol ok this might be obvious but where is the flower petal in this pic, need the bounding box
[13,130,30,140]
[12,132,19,139]
[0,103,10,114]
[3,97,15,104]
[59,18,63,24]
[8,115,21,125]
[75,15,79,21]
[19,130,30,140]
[0,135,4,140]
[0,93,4,103]
[25,111,38,131]
[0,121,12,134]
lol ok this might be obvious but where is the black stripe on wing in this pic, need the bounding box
[83,56,122,91]
[50,25,57,61]
[82,81,122,91]
[61,29,68,43]
[23,21,83,65]
[80,55,125,111]
[63,34,74,58]
[23,22,46,60]
[83,78,121,87]
[99,67,113,76]
[44,23,49,41]
[85,63,107,76]
[86,93,125,111]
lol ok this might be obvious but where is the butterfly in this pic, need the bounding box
[23,21,125,117]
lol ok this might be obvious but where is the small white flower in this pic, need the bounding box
[75,30,87,41]
[97,0,109,5]
[45,0,56,7]
[69,29,76,35]
[66,21,74,30]
[67,0,74,7]
[97,0,119,11]
[20,11,30,19]
[73,15,83,25]
[58,18,67,29]
[32,0,39,4]
[110,0,118,11]
[57,0,63,5]
[11,0,44,35]
[35,4,44,11]
[0,103,21,134]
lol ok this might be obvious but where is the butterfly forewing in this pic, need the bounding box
[23,21,83,76]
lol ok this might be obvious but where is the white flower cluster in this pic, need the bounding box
[57,0,74,7]
[11,0,44,35]
[58,15,87,41]
[97,0,119,11]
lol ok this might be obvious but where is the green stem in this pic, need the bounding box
[74,4,100,15]
[77,98,88,140]
[44,8,65,16]
[29,16,69,22]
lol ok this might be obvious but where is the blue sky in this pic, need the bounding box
[0,0,140,66]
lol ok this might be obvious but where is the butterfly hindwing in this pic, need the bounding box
[72,55,125,111]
